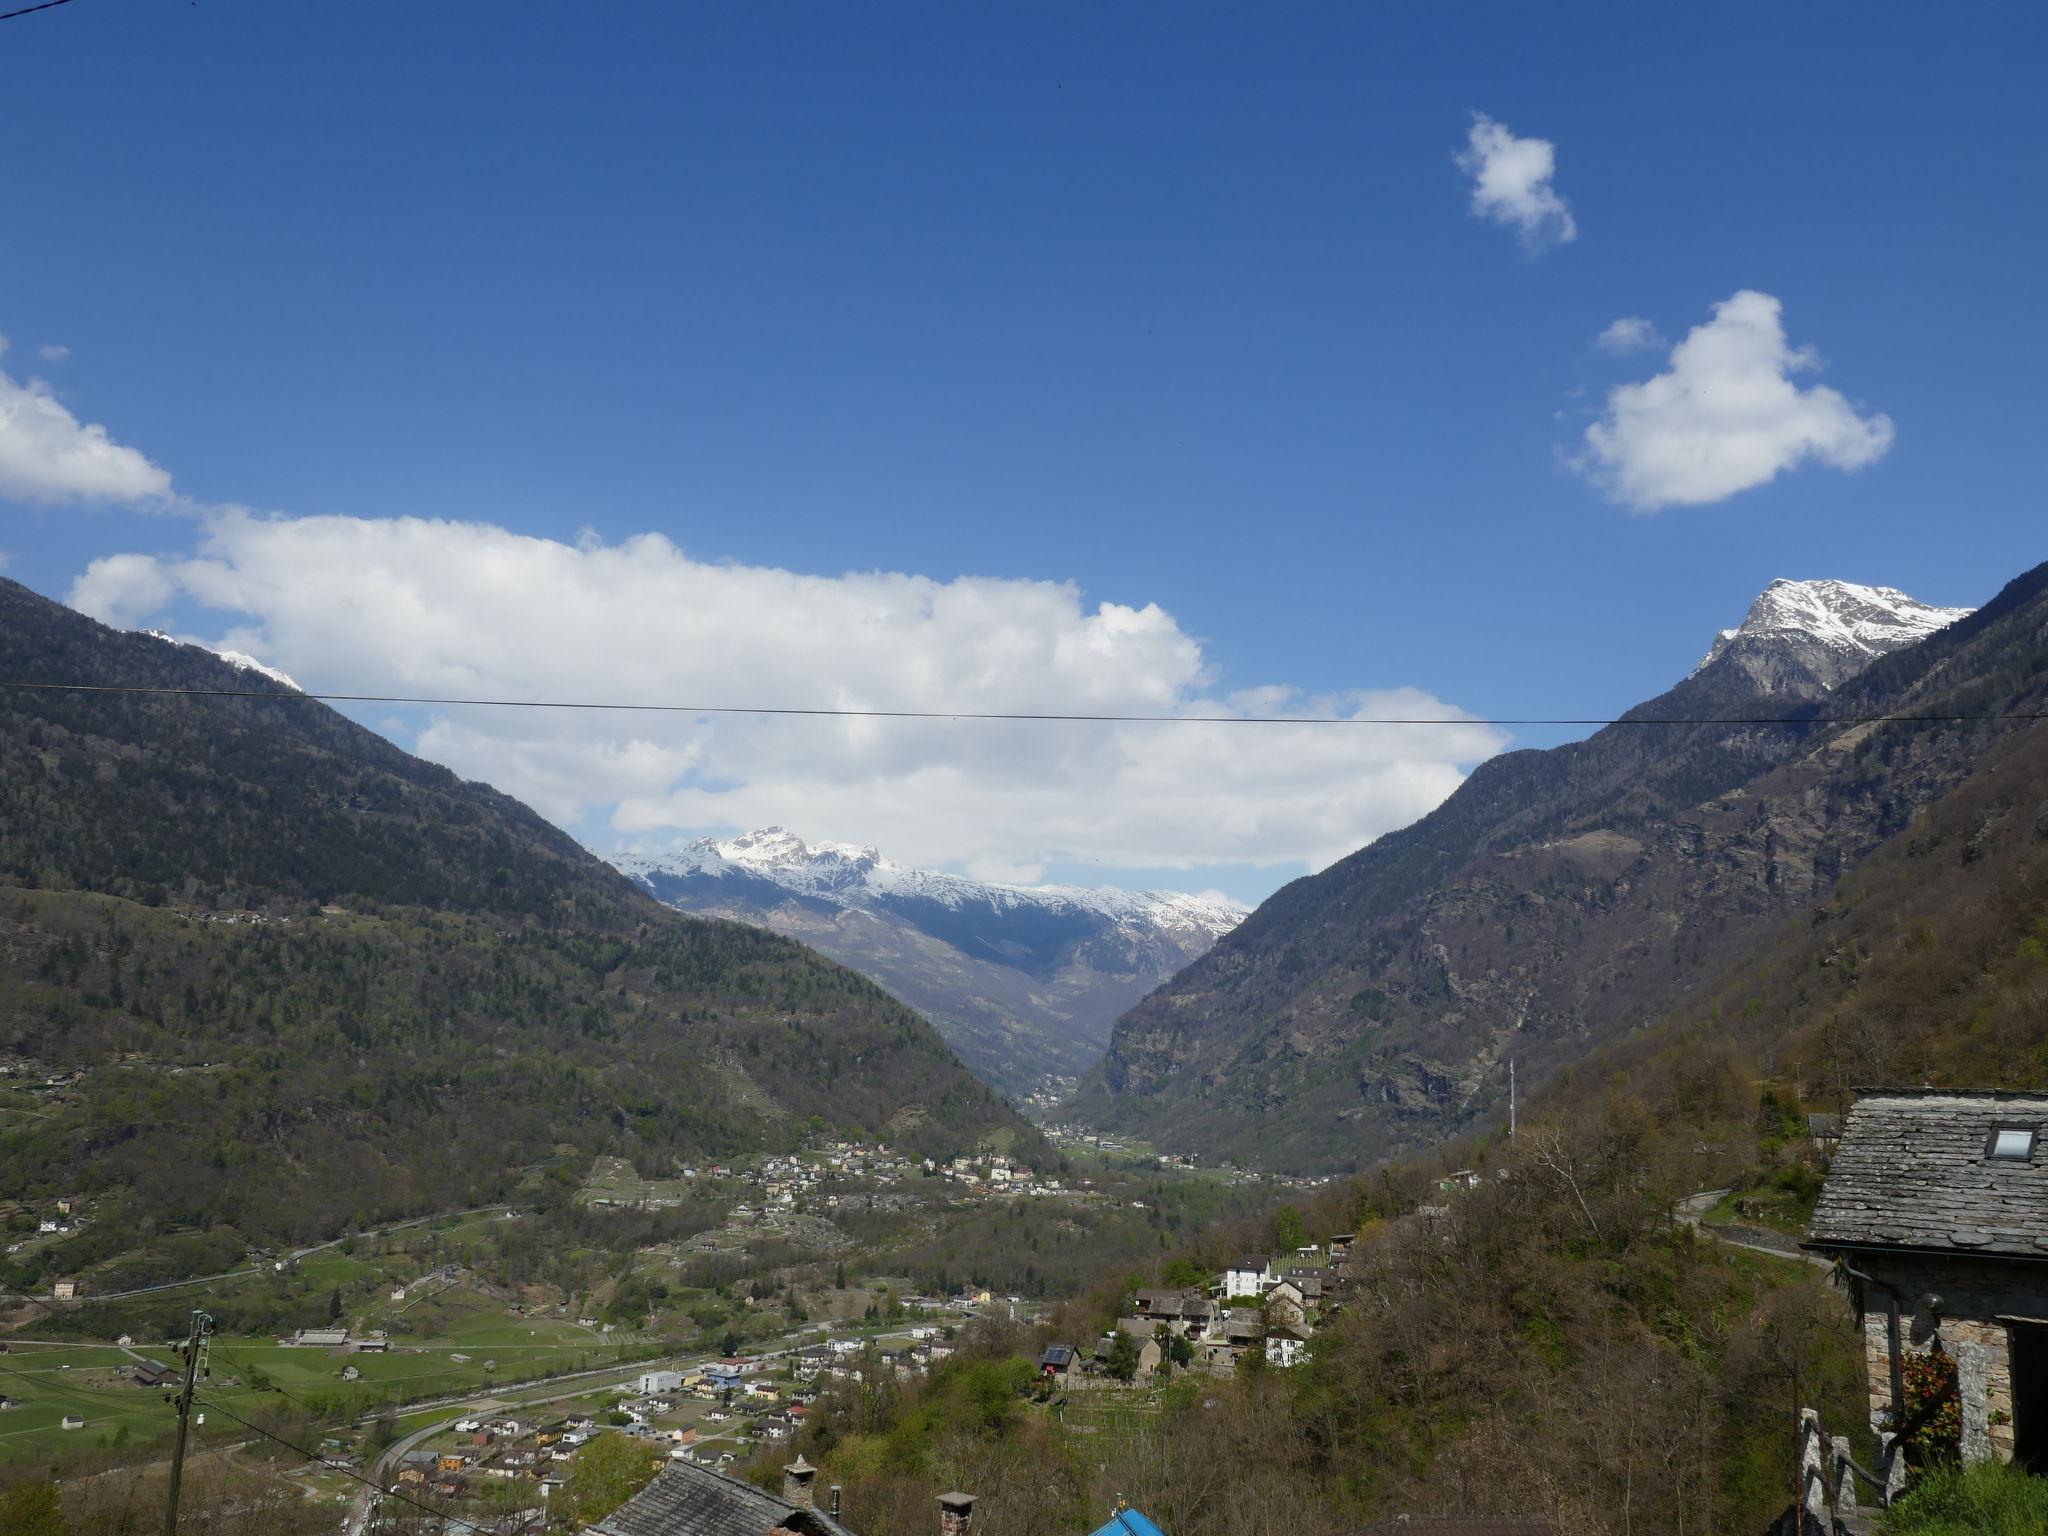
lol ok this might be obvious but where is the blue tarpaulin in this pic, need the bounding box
[1088,1511,1166,1536]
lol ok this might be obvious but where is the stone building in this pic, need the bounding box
[1805,1088,2048,1469]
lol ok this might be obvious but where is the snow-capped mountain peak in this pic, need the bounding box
[1696,577,1971,688]
[612,831,1247,936]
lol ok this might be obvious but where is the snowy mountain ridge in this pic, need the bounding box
[613,828,1248,936]
[1695,578,1971,681]
[610,830,1248,1095]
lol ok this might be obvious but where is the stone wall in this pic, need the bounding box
[1852,1253,2039,1464]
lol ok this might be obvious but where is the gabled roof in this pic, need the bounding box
[587,1459,857,1536]
[1229,1255,1271,1272]
[1807,1089,2048,1260]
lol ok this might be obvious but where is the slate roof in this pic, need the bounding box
[1806,1090,2048,1260]
[587,1459,857,1536]
[1133,1288,1191,1314]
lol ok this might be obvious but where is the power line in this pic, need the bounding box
[1,678,2043,728]
[0,0,84,20]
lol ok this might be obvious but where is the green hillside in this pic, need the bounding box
[0,578,1040,1290]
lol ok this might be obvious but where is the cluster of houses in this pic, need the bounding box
[1039,1240,1358,1386]
[395,1413,600,1501]
[791,1328,959,1388]
[585,1139,1073,1224]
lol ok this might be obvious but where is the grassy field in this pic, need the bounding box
[0,1316,660,1464]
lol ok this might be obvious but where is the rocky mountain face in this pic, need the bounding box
[615,831,1247,1098]
[1070,570,2046,1174]
[0,578,1040,1255]
[1694,578,1970,691]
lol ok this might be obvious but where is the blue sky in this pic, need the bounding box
[1,2,2041,901]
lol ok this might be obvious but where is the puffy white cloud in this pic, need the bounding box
[1455,113,1576,251]
[70,551,179,627]
[0,338,171,505]
[67,511,1505,879]
[1594,317,1663,354]
[1574,290,1895,512]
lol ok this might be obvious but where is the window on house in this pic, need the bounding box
[1989,1126,2038,1160]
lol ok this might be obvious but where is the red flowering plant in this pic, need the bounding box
[1890,1347,1962,1468]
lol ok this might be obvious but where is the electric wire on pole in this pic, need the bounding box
[162,1307,212,1536]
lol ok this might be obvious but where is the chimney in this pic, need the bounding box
[938,1491,975,1536]
[830,1486,843,1519]
[782,1456,817,1509]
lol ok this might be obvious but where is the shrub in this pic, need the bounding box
[1881,1460,2048,1535]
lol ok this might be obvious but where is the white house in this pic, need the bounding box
[1265,1323,1312,1369]
[636,1369,686,1395]
[1223,1256,1275,1299]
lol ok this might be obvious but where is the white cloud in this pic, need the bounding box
[1574,290,1895,512]
[66,511,1506,879]
[0,337,170,505]
[1594,317,1663,354]
[70,551,179,627]
[38,345,70,364]
[1455,113,1576,251]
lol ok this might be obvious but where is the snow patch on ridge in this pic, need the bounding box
[139,629,303,691]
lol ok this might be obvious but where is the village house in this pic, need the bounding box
[1806,1088,2048,1473]
[1222,1256,1276,1299]
[1039,1343,1077,1388]
[1281,1269,1325,1303]
[128,1359,177,1389]
[1263,1280,1308,1328]
[1265,1321,1313,1368]
[1109,1320,1165,1378]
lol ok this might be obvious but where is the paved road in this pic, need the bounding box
[1675,1189,1833,1270]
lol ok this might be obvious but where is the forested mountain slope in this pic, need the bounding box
[1074,565,2048,1171]
[0,579,1038,1289]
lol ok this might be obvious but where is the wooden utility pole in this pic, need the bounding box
[162,1307,210,1536]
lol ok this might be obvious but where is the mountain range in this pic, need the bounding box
[0,578,1039,1286]
[614,830,1246,1097]
[1070,571,2046,1172]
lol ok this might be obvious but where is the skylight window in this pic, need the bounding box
[1989,1126,2038,1161]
